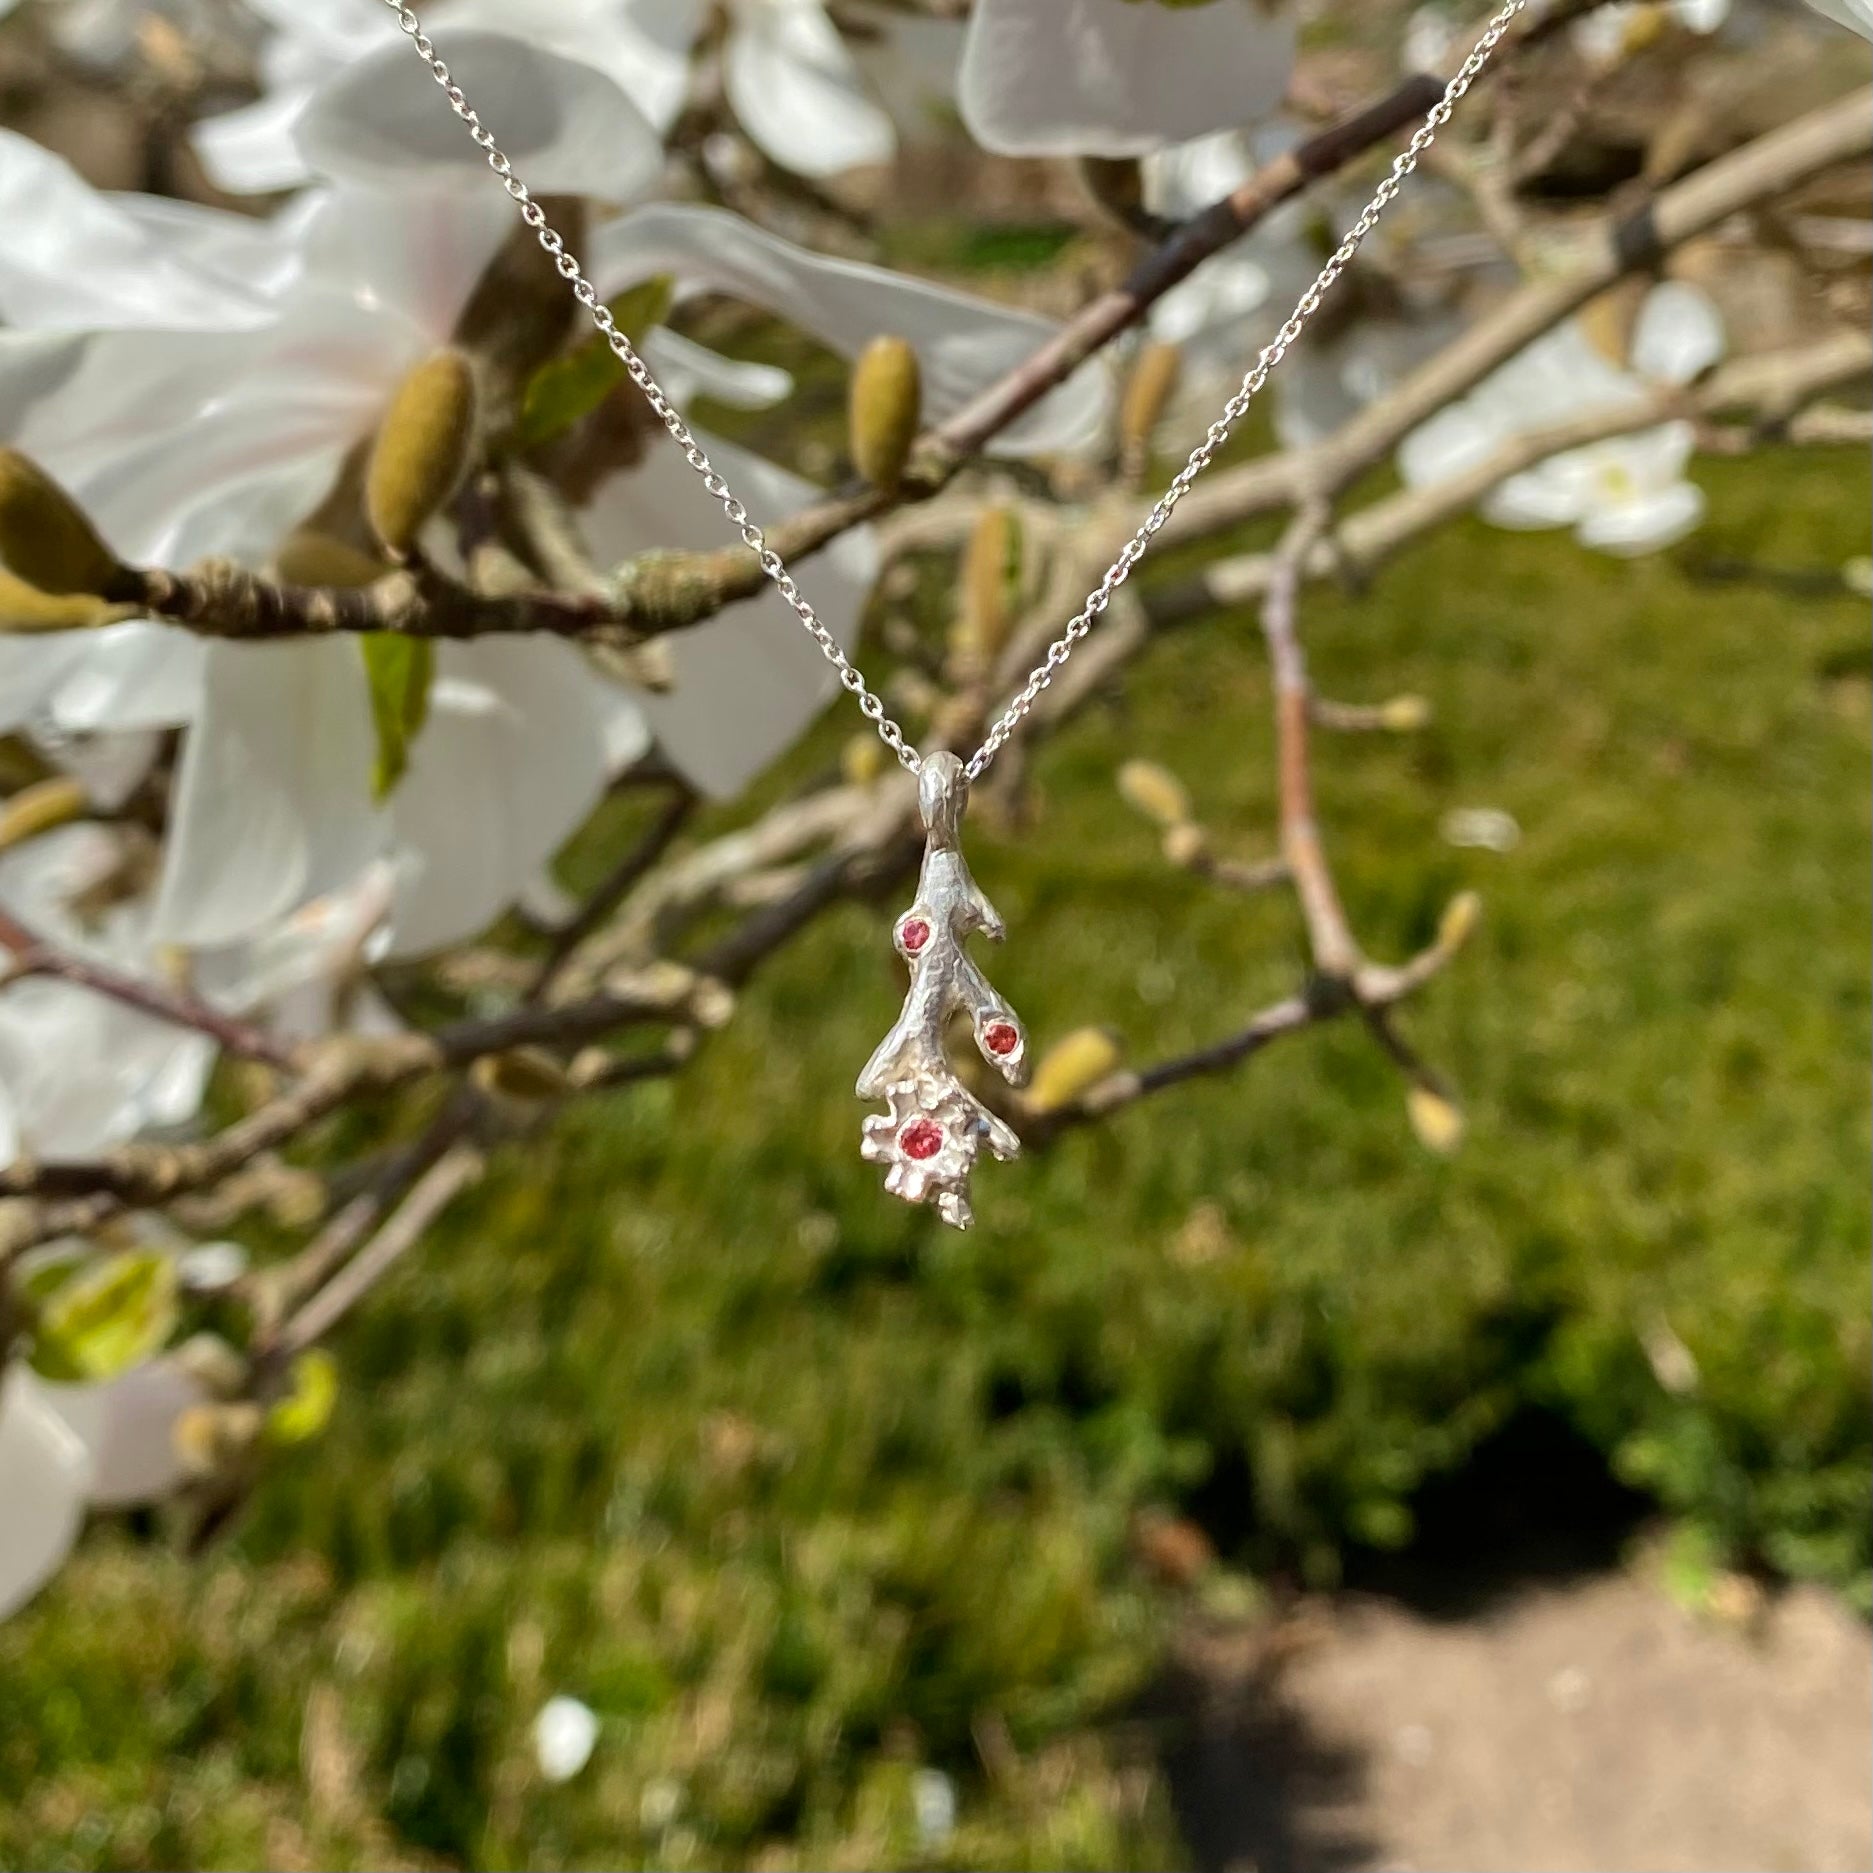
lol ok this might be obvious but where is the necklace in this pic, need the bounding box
[379,0,1524,1227]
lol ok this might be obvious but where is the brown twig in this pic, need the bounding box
[0,907,298,1071]
[273,1143,485,1358]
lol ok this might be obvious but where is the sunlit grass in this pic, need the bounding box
[1,448,1865,1871]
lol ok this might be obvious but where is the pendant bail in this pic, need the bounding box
[918,750,968,850]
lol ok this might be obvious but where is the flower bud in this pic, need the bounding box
[366,350,479,555]
[1120,341,1182,467]
[952,506,1016,676]
[275,529,390,589]
[471,1046,572,1105]
[1028,1027,1125,1113]
[1437,890,1482,953]
[0,775,87,853]
[173,1332,250,1400]
[1163,822,1211,869]
[172,1400,264,1479]
[1407,1083,1465,1155]
[848,336,922,492]
[1117,758,1191,829]
[1379,693,1432,732]
[0,569,129,634]
[0,450,130,598]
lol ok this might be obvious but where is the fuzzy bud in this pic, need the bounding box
[172,1400,264,1479]
[471,1046,572,1106]
[275,530,391,590]
[0,569,130,634]
[173,1332,251,1400]
[1117,758,1192,829]
[1437,891,1482,954]
[0,776,88,854]
[1163,822,1211,869]
[1407,1083,1465,1155]
[848,336,922,492]
[1379,693,1432,732]
[952,506,1016,676]
[366,350,479,555]
[0,451,131,598]
[1028,1027,1125,1113]
[1120,342,1182,470]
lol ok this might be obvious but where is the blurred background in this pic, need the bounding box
[0,1,1867,1869]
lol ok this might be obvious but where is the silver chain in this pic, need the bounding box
[380,0,1523,780]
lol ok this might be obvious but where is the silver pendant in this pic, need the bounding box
[857,752,1028,1229]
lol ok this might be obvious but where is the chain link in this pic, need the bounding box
[380,0,1523,780]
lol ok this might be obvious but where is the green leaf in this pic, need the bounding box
[266,1349,339,1446]
[29,1250,177,1384]
[361,634,435,801]
[514,276,675,450]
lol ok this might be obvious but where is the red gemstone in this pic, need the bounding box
[899,1118,944,1160]
[900,917,931,955]
[984,1021,1021,1056]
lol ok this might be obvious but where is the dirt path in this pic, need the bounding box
[1160,1575,1872,1873]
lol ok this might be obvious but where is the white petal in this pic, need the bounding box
[848,9,965,139]
[0,638,93,736]
[958,0,1295,159]
[0,1366,89,1620]
[723,1,896,178]
[41,1362,204,1510]
[1482,459,1595,529]
[295,33,663,202]
[1396,402,1506,489]
[28,726,161,812]
[1577,479,1706,555]
[577,0,704,132]
[1630,280,1725,387]
[384,640,611,957]
[588,203,1109,457]
[581,432,879,797]
[534,1696,599,1782]
[191,86,320,197]
[153,641,384,948]
[639,328,794,410]
[1801,0,1873,35]
[0,129,276,332]
[47,624,206,735]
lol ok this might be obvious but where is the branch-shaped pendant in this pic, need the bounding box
[857,752,1027,1229]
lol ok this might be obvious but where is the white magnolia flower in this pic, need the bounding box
[0,825,215,1164]
[195,0,897,195]
[959,0,1295,158]
[1398,281,1725,557]
[0,1354,204,1621]
[3,49,1105,956]
[1142,123,1455,452]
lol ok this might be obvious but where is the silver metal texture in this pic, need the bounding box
[378,0,1525,782]
[855,753,1025,1228]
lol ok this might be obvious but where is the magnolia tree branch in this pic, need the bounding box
[1,310,1861,1259]
[0,906,299,1072]
[23,39,1588,657]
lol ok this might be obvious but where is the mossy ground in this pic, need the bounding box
[2,446,1866,1871]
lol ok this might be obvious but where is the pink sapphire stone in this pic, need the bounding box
[899,1118,944,1160]
[900,917,931,955]
[984,1021,1021,1057]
